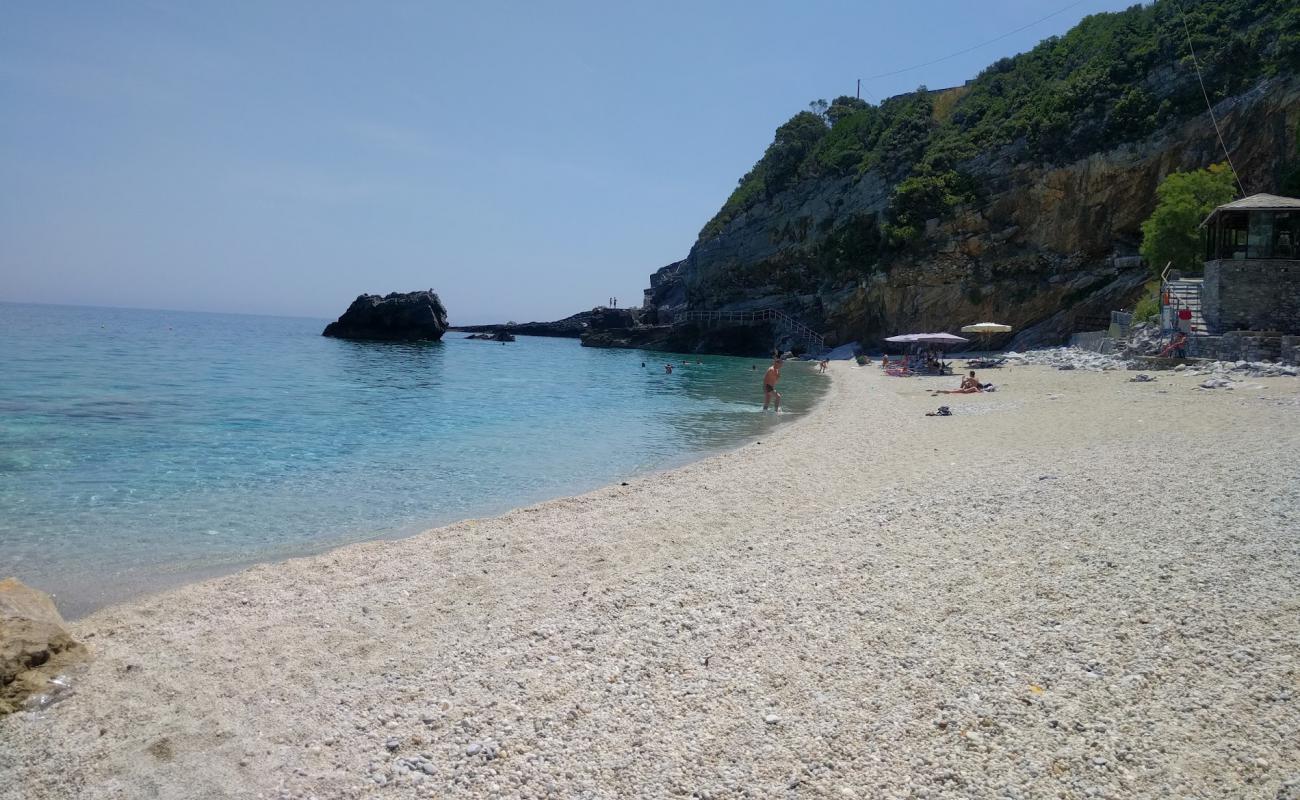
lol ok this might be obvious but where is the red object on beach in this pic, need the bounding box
[1178,308,1192,320]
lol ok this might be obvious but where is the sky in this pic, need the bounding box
[1,0,1140,324]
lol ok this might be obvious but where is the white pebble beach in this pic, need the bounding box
[2,362,1298,799]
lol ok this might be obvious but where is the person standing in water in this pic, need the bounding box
[762,357,783,411]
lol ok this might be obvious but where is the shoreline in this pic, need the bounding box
[4,323,828,622]
[3,363,1297,799]
[59,376,828,624]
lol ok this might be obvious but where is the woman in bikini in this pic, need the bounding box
[933,370,982,395]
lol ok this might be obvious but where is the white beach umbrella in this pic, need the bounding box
[961,322,1012,353]
[960,322,1013,334]
[914,333,969,346]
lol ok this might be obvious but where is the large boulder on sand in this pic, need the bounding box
[1,578,86,714]
[322,290,449,341]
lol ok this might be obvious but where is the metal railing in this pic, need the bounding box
[672,308,826,352]
[1161,280,1205,335]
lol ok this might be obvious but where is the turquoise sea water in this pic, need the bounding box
[0,303,824,616]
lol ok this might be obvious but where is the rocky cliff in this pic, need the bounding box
[641,76,1300,352]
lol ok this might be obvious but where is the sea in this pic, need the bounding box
[0,302,825,617]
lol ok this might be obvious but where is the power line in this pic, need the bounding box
[860,0,1091,82]
[1174,0,1246,197]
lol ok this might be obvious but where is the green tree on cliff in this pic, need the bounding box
[1139,163,1237,274]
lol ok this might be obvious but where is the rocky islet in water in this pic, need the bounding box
[322,290,449,341]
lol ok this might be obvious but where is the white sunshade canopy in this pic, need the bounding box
[884,333,970,345]
[960,322,1013,334]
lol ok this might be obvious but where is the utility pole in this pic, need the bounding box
[856,79,860,100]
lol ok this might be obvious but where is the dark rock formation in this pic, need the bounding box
[579,318,776,356]
[453,310,598,339]
[322,291,449,341]
[1,577,86,714]
[453,307,648,340]
[586,307,640,331]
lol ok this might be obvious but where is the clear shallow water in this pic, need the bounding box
[0,303,825,616]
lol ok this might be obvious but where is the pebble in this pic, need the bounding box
[11,360,1298,800]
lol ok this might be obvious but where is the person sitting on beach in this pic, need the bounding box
[1161,331,1189,359]
[763,358,783,411]
[934,370,982,395]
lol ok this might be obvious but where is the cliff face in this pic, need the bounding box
[643,76,1300,351]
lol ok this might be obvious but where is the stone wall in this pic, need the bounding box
[1202,259,1300,334]
[1188,332,1300,364]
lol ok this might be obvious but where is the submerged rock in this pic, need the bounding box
[322,291,449,341]
[1,577,86,714]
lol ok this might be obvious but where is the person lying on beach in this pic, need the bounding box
[763,358,783,411]
[933,371,982,395]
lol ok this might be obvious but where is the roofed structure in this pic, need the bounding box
[1201,193,1300,227]
[1201,193,1300,261]
[1193,192,1300,336]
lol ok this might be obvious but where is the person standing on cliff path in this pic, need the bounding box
[763,357,783,412]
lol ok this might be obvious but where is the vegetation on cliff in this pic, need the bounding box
[1139,162,1238,274]
[702,0,1300,244]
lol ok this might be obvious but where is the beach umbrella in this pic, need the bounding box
[961,322,1012,352]
[960,322,1012,334]
[884,334,922,343]
[914,333,969,346]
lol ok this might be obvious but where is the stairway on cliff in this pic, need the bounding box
[1165,278,1207,334]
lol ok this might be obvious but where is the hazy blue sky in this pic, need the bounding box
[2,0,1137,323]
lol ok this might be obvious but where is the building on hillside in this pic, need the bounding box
[1200,193,1300,333]
[1160,193,1300,361]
